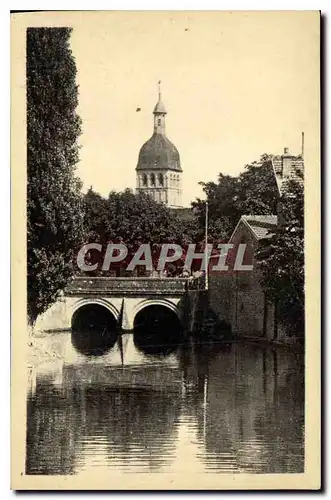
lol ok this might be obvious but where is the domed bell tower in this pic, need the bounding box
[136,82,183,208]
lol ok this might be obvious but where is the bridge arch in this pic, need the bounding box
[71,297,120,322]
[70,298,119,357]
[132,299,183,356]
[132,298,180,323]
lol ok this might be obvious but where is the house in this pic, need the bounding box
[255,147,304,195]
[206,142,304,339]
[206,215,278,338]
[229,215,277,338]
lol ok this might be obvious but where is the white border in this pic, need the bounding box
[3,3,327,498]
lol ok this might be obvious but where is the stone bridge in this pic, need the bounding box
[34,276,198,332]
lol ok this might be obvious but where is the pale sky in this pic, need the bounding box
[68,11,319,206]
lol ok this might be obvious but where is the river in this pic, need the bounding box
[26,332,304,475]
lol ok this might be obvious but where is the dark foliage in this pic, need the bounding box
[82,188,197,275]
[257,179,304,336]
[27,28,84,324]
[192,155,279,242]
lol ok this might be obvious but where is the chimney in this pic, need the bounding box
[282,147,292,178]
[301,132,305,158]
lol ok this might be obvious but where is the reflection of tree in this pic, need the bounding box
[193,344,304,473]
[178,342,231,399]
[26,367,181,475]
[82,387,180,471]
[26,341,304,475]
[250,351,304,473]
[26,379,79,475]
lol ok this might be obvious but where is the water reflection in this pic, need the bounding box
[192,344,305,473]
[26,339,304,475]
[26,370,181,474]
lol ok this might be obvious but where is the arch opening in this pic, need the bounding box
[71,304,117,356]
[133,305,182,356]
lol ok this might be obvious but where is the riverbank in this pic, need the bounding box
[27,335,63,369]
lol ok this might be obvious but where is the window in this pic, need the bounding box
[142,174,147,186]
[158,174,164,186]
[158,118,161,126]
[150,173,156,186]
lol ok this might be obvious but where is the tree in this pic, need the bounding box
[192,174,241,243]
[83,187,109,244]
[257,178,304,337]
[82,189,196,276]
[27,28,84,324]
[236,156,279,215]
[192,155,279,242]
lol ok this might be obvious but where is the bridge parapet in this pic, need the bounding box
[186,275,206,291]
[66,276,188,296]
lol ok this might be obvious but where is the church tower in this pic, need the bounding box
[136,83,182,208]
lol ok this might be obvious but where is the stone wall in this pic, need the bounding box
[207,275,234,328]
[66,277,187,296]
[185,289,207,333]
[199,273,289,342]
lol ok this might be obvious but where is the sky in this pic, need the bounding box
[68,11,319,206]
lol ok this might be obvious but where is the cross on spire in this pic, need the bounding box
[158,80,162,99]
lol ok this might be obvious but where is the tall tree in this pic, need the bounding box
[27,28,84,324]
[257,178,304,337]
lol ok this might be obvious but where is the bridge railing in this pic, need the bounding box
[186,274,206,291]
[65,276,188,296]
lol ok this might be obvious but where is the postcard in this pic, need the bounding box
[11,10,320,490]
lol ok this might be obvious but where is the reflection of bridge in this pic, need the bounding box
[35,276,192,332]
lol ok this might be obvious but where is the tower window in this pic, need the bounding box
[158,118,161,126]
[142,174,148,186]
[150,173,156,186]
[158,173,164,186]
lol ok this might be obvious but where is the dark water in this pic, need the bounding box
[26,334,304,475]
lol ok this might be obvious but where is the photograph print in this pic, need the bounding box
[11,10,320,490]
